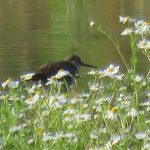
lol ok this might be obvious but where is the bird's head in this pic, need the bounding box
[64,55,97,68]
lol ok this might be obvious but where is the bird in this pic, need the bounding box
[30,55,97,84]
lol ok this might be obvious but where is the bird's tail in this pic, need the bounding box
[23,73,46,82]
[31,73,46,81]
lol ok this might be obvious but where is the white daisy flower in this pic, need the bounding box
[135,22,150,35]
[100,64,120,76]
[76,113,91,123]
[1,78,12,89]
[105,107,117,120]
[20,73,34,81]
[90,20,96,27]
[135,75,143,83]
[121,28,133,36]
[25,94,40,106]
[28,138,34,145]
[8,80,19,89]
[137,39,150,50]
[127,108,138,117]
[119,16,130,24]
[135,131,147,140]
[110,134,122,144]
[9,125,22,133]
[88,70,99,75]
[55,70,72,79]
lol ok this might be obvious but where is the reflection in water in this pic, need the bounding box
[120,0,145,17]
[0,0,150,84]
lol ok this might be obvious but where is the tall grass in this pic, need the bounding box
[0,17,150,150]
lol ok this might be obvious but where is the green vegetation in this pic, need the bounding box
[0,17,150,150]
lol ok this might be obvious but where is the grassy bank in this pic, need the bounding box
[0,17,150,150]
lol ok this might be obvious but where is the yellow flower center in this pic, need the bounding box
[107,67,113,72]
[144,22,150,25]
[111,107,117,113]
[36,127,44,135]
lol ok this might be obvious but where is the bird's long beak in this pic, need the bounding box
[80,62,97,68]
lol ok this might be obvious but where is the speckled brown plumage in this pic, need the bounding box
[30,55,97,83]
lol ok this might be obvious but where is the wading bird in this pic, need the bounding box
[30,55,97,84]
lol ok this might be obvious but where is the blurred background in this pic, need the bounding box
[0,0,150,86]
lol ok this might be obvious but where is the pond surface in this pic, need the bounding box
[0,0,150,85]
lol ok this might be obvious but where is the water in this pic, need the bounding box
[0,0,150,84]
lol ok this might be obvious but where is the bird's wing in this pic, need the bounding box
[39,61,77,76]
[39,61,63,74]
[31,61,78,82]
